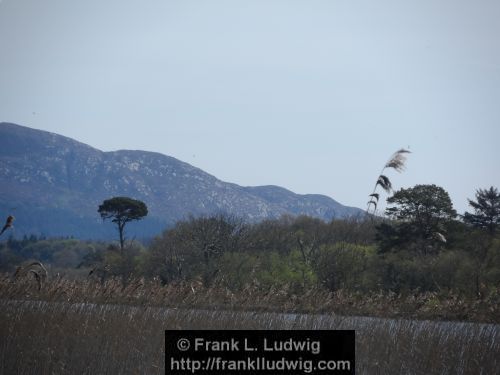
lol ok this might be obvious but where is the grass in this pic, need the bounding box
[1,275,499,374]
[1,274,499,323]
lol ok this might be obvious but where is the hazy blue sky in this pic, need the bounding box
[1,0,499,214]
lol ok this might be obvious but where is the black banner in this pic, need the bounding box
[165,330,355,374]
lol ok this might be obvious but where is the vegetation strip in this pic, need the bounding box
[1,298,498,375]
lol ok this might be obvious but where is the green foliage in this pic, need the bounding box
[101,243,146,278]
[98,197,148,250]
[380,251,436,292]
[463,186,500,234]
[255,250,317,291]
[0,244,23,271]
[379,184,457,254]
[141,206,499,297]
[0,236,106,274]
[246,215,297,255]
[98,196,148,224]
[216,252,260,289]
[5,184,500,301]
[386,184,456,225]
[314,243,380,292]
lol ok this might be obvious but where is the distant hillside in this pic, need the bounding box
[0,123,363,239]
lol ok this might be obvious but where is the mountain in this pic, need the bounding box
[0,123,363,239]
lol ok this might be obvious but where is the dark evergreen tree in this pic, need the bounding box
[463,187,500,235]
[378,184,456,254]
[98,197,148,251]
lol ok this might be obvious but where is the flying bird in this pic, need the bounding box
[0,215,15,236]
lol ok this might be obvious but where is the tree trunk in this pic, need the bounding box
[118,221,125,252]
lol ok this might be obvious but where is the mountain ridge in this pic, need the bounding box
[0,122,363,239]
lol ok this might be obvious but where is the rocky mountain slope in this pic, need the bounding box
[0,123,363,239]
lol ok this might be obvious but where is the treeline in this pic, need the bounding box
[144,208,499,298]
[1,184,499,299]
[145,214,376,290]
[0,235,108,275]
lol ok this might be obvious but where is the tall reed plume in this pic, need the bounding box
[367,148,411,215]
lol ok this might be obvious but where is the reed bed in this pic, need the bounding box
[1,275,500,374]
[1,298,499,374]
[1,274,499,323]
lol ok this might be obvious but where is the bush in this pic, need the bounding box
[314,242,380,292]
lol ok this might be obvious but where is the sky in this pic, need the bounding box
[1,0,499,214]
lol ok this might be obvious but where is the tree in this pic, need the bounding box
[463,187,500,235]
[462,187,500,297]
[98,197,148,251]
[379,184,456,254]
[146,214,248,284]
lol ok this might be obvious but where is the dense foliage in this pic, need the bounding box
[2,185,500,301]
[463,186,500,234]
